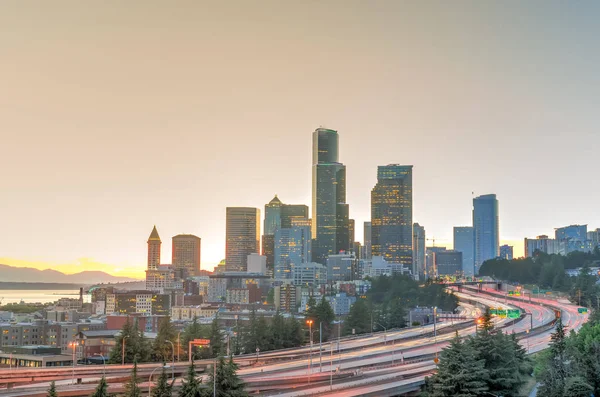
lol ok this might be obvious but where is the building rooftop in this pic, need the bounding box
[148,225,161,241]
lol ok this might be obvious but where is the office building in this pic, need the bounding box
[247,253,267,274]
[473,194,499,273]
[326,253,357,282]
[145,265,175,293]
[264,195,283,235]
[147,226,161,270]
[326,293,357,316]
[499,245,514,260]
[348,219,355,249]
[363,222,372,259]
[292,262,326,287]
[453,226,475,277]
[281,204,309,228]
[274,284,298,313]
[413,223,426,279]
[274,225,311,279]
[555,225,587,242]
[225,207,260,272]
[434,250,463,276]
[425,247,447,279]
[371,165,413,266]
[588,229,600,247]
[312,128,350,264]
[172,234,201,278]
[524,235,561,257]
[367,256,410,277]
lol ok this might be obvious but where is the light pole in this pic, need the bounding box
[165,340,175,380]
[69,341,77,385]
[121,335,129,366]
[373,322,387,344]
[177,331,181,362]
[149,364,170,396]
[306,319,313,383]
[319,322,323,372]
[329,341,334,391]
[93,353,106,377]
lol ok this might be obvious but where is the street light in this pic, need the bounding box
[373,322,387,344]
[69,341,77,385]
[177,331,181,362]
[306,320,313,383]
[165,340,175,380]
[148,364,171,396]
[93,353,106,377]
[121,335,129,366]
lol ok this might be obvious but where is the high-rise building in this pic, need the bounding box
[473,194,499,273]
[453,226,475,277]
[312,128,349,264]
[363,222,372,259]
[147,226,161,270]
[225,207,260,272]
[524,235,560,257]
[274,225,312,279]
[281,204,309,228]
[413,223,426,279]
[555,225,587,242]
[425,247,447,279]
[172,234,201,278]
[264,195,283,235]
[499,244,514,260]
[588,229,600,248]
[371,165,413,266]
[434,250,463,276]
[247,253,267,274]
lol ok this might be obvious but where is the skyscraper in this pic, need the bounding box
[473,194,499,273]
[454,226,475,277]
[226,207,260,272]
[413,223,426,279]
[147,225,161,270]
[172,234,201,278]
[264,195,283,235]
[274,225,312,279]
[371,165,413,266]
[499,244,514,260]
[363,221,372,259]
[312,128,349,264]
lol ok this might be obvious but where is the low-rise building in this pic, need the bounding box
[326,293,356,316]
[0,346,73,368]
[170,305,219,321]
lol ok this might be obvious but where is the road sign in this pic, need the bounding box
[193,339,210,346]
[578,308,588,314]
[507,309,520,319]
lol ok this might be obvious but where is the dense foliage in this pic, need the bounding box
[108,319,151,364]
[424,309,532,397]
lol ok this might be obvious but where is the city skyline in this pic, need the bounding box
[2,1,600,278]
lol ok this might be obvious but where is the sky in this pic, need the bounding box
[1,1,599,279]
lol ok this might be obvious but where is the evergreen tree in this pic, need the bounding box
[109,319,151,364]
[343,298,371,335]
[428,333,488,396]
[269,310,285,350]
[567,321,600,395]
[386,298,406,329]
[123,361,142,397]
[284,316,304,348]
[564,376,594,397]
[208,316,224,357]
[47,381,58,397]
[151,365,173,397]
[179,359,202,397]
[316,297,335,341]
[90,376,108,397]
[182,317,209,360]
[206,356,248,397]
[153,316,177,362]
[136,323,152,363]
[538,318,571,397]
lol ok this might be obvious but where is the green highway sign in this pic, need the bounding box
[507,309,520,318]
[578,307,588,314]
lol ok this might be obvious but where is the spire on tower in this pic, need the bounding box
[148,225,161,242]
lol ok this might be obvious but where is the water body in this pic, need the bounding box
[0,289,80,304]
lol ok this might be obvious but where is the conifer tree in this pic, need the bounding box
[90,376,108,397]
[151,365,173,397]
[153,316,177,362]
[179,359,202,397]
[47,381,58,397]
[123,361,142,397]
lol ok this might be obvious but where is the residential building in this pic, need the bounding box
[413,223,426,279]
[145,265,175,293]
[499,245,514,260]
[434,250,463,276]
[292,262,326,286]
[326,252,357,282]
[170,305,219,321]
[371,165,413,267]
[225,207,260,272]
[172,234,201,278]
[207,278,227,302]
[147,225,161,270]
[367,256,410,278]
[473,194,499,273]
[555,225,587,242]
[312,128,350,264]
[326,293,357,316]
[453,226,475,277]
[247,253,267,274]
[274,284,298,313]
[226,289,250,305]
[105,291,170,316]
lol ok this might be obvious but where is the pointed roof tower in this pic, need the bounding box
[268,194,283,206]
[148,225,161,242]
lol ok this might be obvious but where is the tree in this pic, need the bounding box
[316,297,335,341]
[182,317,209,360]
[179,359,203,397]
[283,316,304,348]
[90,376,108,397]
[206,356,248,397]
[269,310,285,350]
[153,316,177,363]
[108,319,151,364]
[538,318,571,397]
[151,365,173,397]
[567,321,600,395]
[427,333,488,396]
[343,298,370,335]
[564,376,593,397]
[208,316,224,357]
[123,361,142,397]
[47,381,58,397]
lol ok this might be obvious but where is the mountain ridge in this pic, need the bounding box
[0,264,139,284]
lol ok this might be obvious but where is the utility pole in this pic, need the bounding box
[319,322,323,372]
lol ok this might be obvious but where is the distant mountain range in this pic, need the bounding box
[0,264,138,284]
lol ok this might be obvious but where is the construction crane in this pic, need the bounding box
[426,237,437,247]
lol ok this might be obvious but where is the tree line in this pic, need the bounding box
[343,274,459,336]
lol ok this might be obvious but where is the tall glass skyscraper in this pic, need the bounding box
[371,165,413,266]
[453,226,475,277]
[225,207,260,272]
[274,225,312,279]
[413,223,426,279]
[312,128,349,264]
[473,194,499,273]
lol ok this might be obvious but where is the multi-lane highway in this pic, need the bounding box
[0,285,588,397]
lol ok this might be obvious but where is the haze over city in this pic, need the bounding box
[2,1,600,278]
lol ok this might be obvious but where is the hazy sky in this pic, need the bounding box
[1,1,599,278]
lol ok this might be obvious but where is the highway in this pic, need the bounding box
[0,285,588,396]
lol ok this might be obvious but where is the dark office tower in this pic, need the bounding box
[454,226,475,277]
[147,225,161,270]
[348,219,355,249]
[281,204,309,228]
[264,195,283,235]
[261,235,275,277]
[413,223,426,279]
[371,165,413,266]
[226,207,260,272]
[172,234,201,278]
[473,194,499,274]
[364,222,372,259]
[311,128,349,264]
